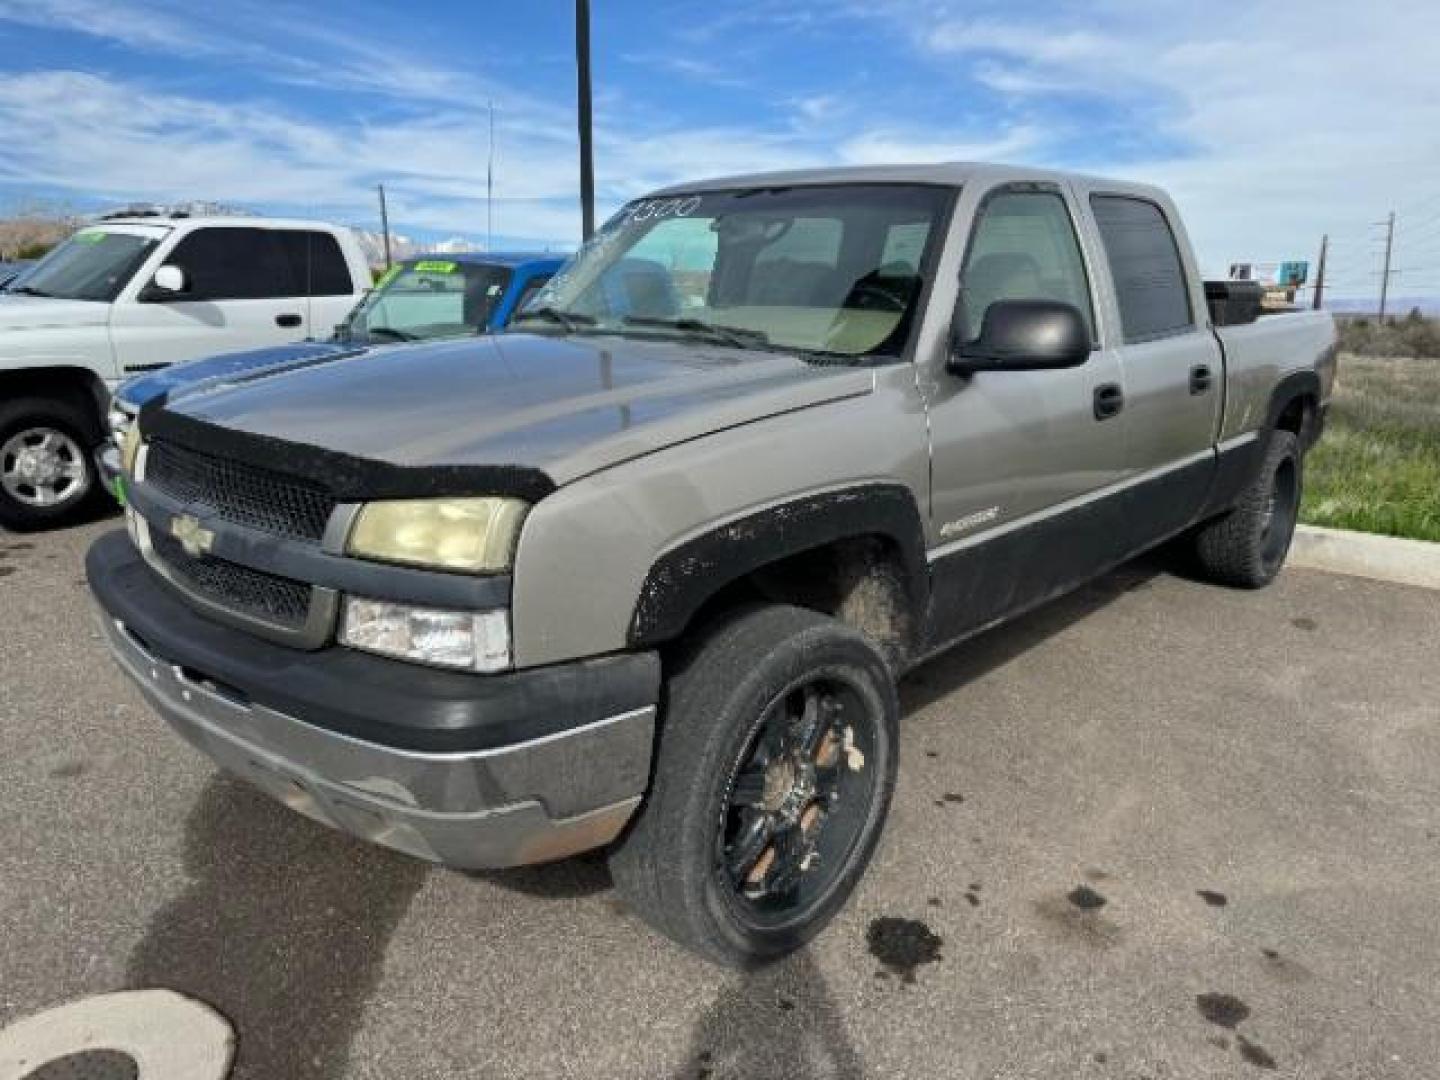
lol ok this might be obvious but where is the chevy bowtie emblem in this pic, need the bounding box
[170,514,214,557]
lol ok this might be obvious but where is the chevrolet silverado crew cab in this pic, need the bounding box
[0,214,370,529]
[88,164,1336,965]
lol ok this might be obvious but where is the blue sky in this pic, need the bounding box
[2,0,1438,297]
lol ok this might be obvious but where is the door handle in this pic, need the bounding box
[1190,364,1213,395]
[1093,382,1124,420]
[275,313,302,328]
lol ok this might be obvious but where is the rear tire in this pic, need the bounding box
[1192,430,1301,589]
[609,604,899,966]
[0,395,108,531]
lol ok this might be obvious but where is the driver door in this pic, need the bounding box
[923,182,1128,642]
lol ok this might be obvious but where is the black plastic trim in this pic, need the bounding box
[126,478,512,611]
[88,529,658,753]
[921,454,1215,655]
[141,401,557,504]
[627,483,928,648]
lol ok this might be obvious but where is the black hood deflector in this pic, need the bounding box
[141,399,557,504]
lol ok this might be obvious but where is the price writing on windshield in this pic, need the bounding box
[618,195,705,224]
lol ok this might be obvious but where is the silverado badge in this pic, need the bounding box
[170,514,214,558]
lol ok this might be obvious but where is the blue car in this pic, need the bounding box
[111,252,564,425]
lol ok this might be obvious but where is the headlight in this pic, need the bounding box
[119,419,143,476]
[340,596,511,672]
[346,497,527,573]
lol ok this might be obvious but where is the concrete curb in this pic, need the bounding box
[1290,524,1440,591]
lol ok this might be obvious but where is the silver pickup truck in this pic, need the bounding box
[87,163,1336,965]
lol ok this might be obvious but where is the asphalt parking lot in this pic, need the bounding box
[3,517,1438,1079]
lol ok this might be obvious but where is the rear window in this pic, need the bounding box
[276,231,354,296]
[1090,196,1193,343]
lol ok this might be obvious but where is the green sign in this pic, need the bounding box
[412,260,457,274]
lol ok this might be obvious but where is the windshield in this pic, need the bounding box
[13,230,159,302]
[515,184,951,361]
[343,259,513,342]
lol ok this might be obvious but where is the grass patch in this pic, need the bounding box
[1300,354,1440,542]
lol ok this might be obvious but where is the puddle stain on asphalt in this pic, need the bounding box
[1034,887,1121,948]
[1290,616,1318,631]
[48,760,86,779]
[127,776,428,1080]
[1196,993,1251,1029]
[677,949,862,1079]
[1066,885,1107,910]
[0,566,15,577]
[963,883,981,907]
[1197,889,1228,907]
[866,917,943,985]
[1237,1034,1278,1070]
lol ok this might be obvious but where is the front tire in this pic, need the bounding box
[0,395,107,531]
[1192,430,1302,589]
[609,604,899,966]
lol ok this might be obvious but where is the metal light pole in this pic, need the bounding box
[1312,234,1327,311]
[1378,211,1395,319]
[576,0,595,241]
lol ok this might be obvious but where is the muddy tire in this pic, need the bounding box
[0,395,108,531]
[1193,430,1301,589]
[609,604,898,966]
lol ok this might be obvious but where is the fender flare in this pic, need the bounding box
[626,482,929,648]
[1264,369,1322,442]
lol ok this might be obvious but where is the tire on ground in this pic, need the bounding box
[1192,430,1302,589]
[0,394,107,531]
[608,603,899,966]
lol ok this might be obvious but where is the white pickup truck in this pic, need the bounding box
[0,215,371,528]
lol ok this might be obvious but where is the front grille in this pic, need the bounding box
[151,529,313,630]
[146,440,335,543]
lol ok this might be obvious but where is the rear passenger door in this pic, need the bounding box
[1082,191,1224,540]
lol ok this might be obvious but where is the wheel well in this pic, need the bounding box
[0,367,109,433]
[678,534,919,671]
[1274,392,1315,447]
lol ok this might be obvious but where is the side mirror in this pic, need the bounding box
[949,299,1091,375]
[151,264,188,296]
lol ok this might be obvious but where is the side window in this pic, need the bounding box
[164,227,293,301]
[960,190,1094,341]
[275,231,354,296]
[1090,196,1193,343]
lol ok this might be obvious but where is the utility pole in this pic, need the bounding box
[1378,210,1395,319]
[377,184,392,269]
[1312,234,1327,311]
[575,0,595,241]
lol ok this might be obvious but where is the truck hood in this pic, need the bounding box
[118,340,357,411]
[164,332,874,485]
[0,294,109,332]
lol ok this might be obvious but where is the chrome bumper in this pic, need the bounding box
[98,610,653,869]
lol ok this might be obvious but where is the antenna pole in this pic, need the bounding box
[377,184,392,269]
[487,100,495,253]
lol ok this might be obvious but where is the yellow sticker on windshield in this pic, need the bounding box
[75,232,106,244]
[412,260,457,274]
[375,265,402,288]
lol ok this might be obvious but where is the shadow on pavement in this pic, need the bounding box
[470,848,614,899]
[128,774,428,1079]
[673,948,863,1079]
[900,552,1176,713]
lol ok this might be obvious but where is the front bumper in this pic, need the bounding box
[88,530,659,869]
